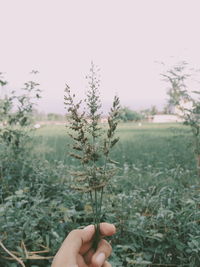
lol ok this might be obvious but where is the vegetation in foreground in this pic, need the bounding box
[1,122,200,267]
[1,67,200,266]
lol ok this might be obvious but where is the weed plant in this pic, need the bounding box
[64,63,120,249]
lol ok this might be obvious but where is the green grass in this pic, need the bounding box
[2,122,200,266]
[32,122,195,170]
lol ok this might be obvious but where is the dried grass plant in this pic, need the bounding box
[64,63,120,249]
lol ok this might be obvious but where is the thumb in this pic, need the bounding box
[52,225,95,267]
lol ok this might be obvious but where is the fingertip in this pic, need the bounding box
[95,252,106,266]
[100,223,116,236]
[91,239,112,267]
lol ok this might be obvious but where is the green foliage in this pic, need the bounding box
[119,107,144,122]
[108,164,200,266]
[0,76,41,128]
[0,71,41,189]
[149,105,158,116]
[0,73,86,266]
[162,62,200,175]
[1,68,200,266]
[0,71,41,154]
[33,123,194,170]
[162,61,190,107]
[0,158,84,267]
[0,72,7,87]
[1,121,200,266]
[47,113,64,121]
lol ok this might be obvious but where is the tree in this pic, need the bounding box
[0,70,42,211]
[149,105,158,116]
[119,107,144,122]
[162,62,200,176]
[0,72,7,87]
[47,113,64,121]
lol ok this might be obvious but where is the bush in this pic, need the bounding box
[119,107,144,122]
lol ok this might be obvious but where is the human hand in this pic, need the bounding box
[51,222,116,267]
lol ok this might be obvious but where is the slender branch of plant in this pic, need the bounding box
[64,62,120,249]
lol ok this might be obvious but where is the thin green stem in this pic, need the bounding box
[99,187,104,215]
[92,188,101,251]
[89,191,95,223]
[95,189,98,222]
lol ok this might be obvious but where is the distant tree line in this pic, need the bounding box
[32,110,65,121]
[119,107,144,122]
[118,105,161,122]
[33,106,161,123]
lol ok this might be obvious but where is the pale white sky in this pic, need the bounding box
[1,0,200,114]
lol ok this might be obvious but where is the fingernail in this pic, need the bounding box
[96,252,105,265]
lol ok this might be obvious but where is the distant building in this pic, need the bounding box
[100,117,108,123]
[152,115,183,123]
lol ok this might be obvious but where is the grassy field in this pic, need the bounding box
[31,122,200,266]
[33,122,195,171]
[1,122,199,266]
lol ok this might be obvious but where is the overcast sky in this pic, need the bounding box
[1,0,200,114]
